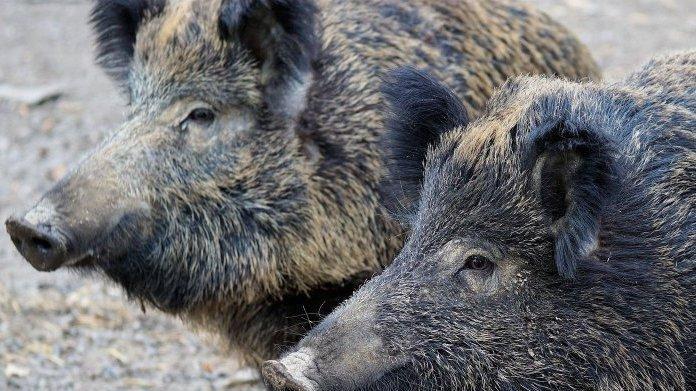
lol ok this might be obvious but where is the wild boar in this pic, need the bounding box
[263,52,695,390]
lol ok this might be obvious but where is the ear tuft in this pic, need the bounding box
[380,67,469,223]
[529,124,617,278]
[91,0,165,84]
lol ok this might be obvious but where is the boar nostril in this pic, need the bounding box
[30,237,53,252]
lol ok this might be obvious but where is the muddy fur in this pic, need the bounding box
[12,0,599,367]
[264,52,695,390]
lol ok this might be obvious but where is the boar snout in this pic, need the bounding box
[6,201,71,272]
[6,173,151,272]
[263,284,409,391]
[263,350,319,391]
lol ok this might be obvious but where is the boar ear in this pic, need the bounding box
[526,123,617,279]
[91,0,165,84]
[218,0,319,119]
[380,67,469,224]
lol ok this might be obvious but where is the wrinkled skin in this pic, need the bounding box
[263,53,695,390]
[5,0,600,366]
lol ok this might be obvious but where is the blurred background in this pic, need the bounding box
[0,0,694,389]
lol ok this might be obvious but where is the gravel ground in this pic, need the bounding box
[0,0,693,390]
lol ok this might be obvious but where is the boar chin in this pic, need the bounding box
[95,230,190,313]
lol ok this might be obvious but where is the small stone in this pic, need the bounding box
[40,117,56,134]
[5,363,30,378]
[0,84,64,106]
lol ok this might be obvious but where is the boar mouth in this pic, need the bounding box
[366,365,418,390]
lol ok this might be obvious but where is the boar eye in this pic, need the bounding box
[185,108,216,126]
[462,255,494,272]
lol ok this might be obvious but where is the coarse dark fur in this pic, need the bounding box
[6,0,599,367]
[263,52,695,390]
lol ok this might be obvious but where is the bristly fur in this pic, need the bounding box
[90,0,165,84]
[268,51,695,391]
[380,67,469,224]
[26,0,602,370]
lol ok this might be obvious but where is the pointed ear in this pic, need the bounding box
[380,67,469,224]
[218,0,319,119]
[525,123,617,278]
[90,0,165,84]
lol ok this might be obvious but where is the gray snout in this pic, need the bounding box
[262,282,407,391]
[262,349,319,391]
[6,202,72,271]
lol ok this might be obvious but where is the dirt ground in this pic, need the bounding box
[0,0,693,390]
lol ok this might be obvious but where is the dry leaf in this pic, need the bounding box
[48,163,67,182]
[201,361,214,373]
[108,348,128,364]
